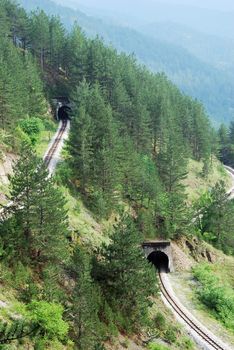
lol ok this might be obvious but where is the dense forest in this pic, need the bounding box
[18,0,234,125]
[0,0,234,348]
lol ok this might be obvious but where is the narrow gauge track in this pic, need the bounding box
[158,272,227,350]
[44,120,68,167]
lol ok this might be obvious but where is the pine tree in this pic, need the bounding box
[94,214,156,329]
[68,81,94,192]
[2,146,69,264]
[49,16,65,70]
[201,181,233,252]
[155,119,190,238]
[30,164,69,263]
[66,26,88,85]
[71,247,101,350]
[229,121,234,144]
[30,10,50,70]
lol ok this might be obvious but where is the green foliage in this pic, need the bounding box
[193,264,234,332]
[0,1,229,347]
[164,325,177,344]
[19,117,44,145]
[27,301,69,340]
[194,181,234,254]
[152,312,166,332]
[1,0,215,241]
[219,123,234,167]
[93,214,157,330]
[178,337,194,350]
[0,146,69,266]
[64,26,213,237]
[148,343,170,350]
[0,319,37,344]
[69,246,103,349]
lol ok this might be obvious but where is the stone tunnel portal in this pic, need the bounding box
[148,251,169,272]
[52,97,71,121]
[142,241,173,272]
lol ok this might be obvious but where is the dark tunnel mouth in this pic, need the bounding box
[147,251,169,272]
[58,105,71,120]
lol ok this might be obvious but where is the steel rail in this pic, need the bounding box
[159,272,226,350]
[44,120,67,167]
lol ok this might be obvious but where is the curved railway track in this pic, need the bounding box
[44,119,68,168]
[224,165,234,198]
[158,271,230,350]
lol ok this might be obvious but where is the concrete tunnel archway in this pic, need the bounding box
[58,105,71,120]
[147,250,169,272]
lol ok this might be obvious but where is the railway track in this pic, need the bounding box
[224,165,234,198]
[0,119,69,218]
[44,119,68,169]
[158,271,229,350]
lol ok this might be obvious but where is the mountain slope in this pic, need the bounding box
[140,22,234,72]
[70,0,234,38]
[19,0,234,124]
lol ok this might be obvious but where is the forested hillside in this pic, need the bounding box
[0,1,234,349]
[140,22,234,72]
[18,0,234,125]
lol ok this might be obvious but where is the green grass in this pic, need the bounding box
[149,297,195,350]
[36,124,58,158]
[193,263,234,332]
[60,186,112,249]
[148,343,170,350]
[183,158,232,203]
[206,257,234,289]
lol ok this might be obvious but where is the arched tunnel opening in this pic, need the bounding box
[148,251,169,272]
[58,105,71,120]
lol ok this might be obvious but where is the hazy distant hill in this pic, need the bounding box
[140,22,234,72]
[19,0,234,124]
[76,0,234,39]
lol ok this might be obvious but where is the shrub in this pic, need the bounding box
[19,117,44,145]
[27,301,69,341]
[165,325,177,343]
[148,342,170,350]
[193,264,234,332]
[180,336,195,349]
[153,312,166,332]
[7,262,31,290]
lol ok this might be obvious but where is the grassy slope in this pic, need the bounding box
[59,158,232,349]
[36,126,58,158]
[169,242,234,346]
[183,158,232,203]
[0,121,57,205]
[0,147,231,349]
[62,158,232,249]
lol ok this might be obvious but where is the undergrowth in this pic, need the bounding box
[193,263,234,332]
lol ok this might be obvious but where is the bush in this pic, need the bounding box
[27,301,69,341]
[193,264,234,332]
[7,262,31,290]
[148,343,170,350]
[19,117,44,145]
[54,161,72,186]
[153,312,166,332]
[180,336,194,349]
[165,325,177,343]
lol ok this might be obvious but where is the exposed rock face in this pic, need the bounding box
[0,153,17,203]
[0,153,16,184]
[171,237,219,271]
[171,241,194,271]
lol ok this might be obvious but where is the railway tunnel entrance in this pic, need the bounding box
[142,241,174,272]
[52,97,71,121]
[148,251,169,272]
[58,105,71,120]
